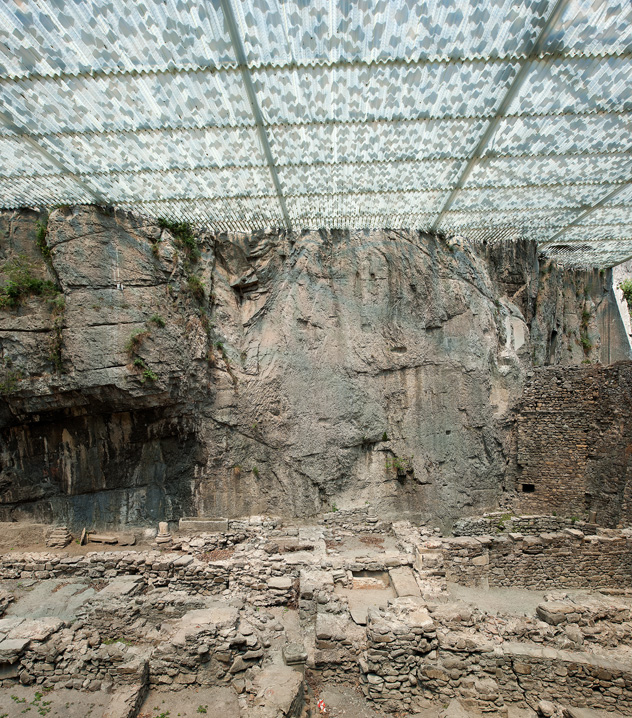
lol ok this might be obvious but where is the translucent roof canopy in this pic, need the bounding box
[0,0,631,266]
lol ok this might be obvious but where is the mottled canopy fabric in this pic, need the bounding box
[0,0,631,266]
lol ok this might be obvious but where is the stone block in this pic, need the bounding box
[179,518,229,533]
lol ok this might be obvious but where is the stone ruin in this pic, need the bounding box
[0,509,629,717]
[0,210,631,717]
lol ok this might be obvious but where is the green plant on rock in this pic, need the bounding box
[579,305,592,355]
[620,278,632,317]
[35,217,51,259]
[252,466,259,477]
[158,218,200,262]
[133,357,146,369]
[381,431,389,442]
[125,329,149,358]
[495,513,512,532]
[385,456,413,474]
[186,275,205,303]
[141,368,158,383]
[0,255,59,309]
[148,314,165,328]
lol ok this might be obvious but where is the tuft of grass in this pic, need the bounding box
[381,431,389,442]
[148,314,165,328]
[385,456,413,474]
[252,466,259,477]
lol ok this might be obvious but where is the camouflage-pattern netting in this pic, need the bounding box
[0,0,631,266]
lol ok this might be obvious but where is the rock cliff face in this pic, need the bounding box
[0,206,629,530]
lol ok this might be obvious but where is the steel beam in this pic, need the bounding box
[218,0,291,230]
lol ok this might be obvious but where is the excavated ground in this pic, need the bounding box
[0,513,630,718]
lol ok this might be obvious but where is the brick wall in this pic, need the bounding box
[509,362,632,526]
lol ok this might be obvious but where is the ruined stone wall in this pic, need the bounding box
[508,363,632,526]
[453,513,597,536]
[424,530,632,589]
[361,601,632,714]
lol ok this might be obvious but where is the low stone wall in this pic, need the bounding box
[149,609,265,688]
[418,529,632,589]
[453,514,596,537]
[362,600,438,712]
[360,604,632,714]
[320,507,389,533]
[0,551,231,594]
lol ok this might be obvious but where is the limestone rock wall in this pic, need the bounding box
[0,206,629,529]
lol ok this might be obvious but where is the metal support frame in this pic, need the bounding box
[218,0,292,230]
[539,182,632,246]
[431,0,571,231]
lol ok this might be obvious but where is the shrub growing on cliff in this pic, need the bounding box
[620,279,632,316]
[149,313,165,328]
[141,368,158,383]
[158,218,200,262]
[125,329,149,357]
[36,218,51,259]
[186,275,205,303]
[0,256,58,309]
[0,367,23,394]
[385,456,413,474]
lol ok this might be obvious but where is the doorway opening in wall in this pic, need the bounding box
[521,484,536,493]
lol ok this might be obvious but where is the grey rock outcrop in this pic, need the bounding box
[0,206,628,529]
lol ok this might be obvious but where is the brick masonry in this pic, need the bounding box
[508,361,632,526]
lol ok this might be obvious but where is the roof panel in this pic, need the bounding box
[439,208,580,234]
[486,114,632,156]
[268,118,488,165]
[452,184,618,212]
[465,154,632,188]
[507,55,632,116]
[232,0,550,66]
[542,0,632,57]
[0,0,235,80]
[542,239,632,267]
[278,160,463,195]
[285,190,446,227]
[0,173,98,208]
[94,166,276,203]
[0,135,66,178]
[117,196,285,231]
[1,70,252,136]
[252,61,519,125]
[34,127,266,175]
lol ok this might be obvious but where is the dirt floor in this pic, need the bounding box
[138,686,240,718]
[0,684,110,718]
[447,582,598,616]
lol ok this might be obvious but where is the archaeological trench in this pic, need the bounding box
[0,205,630,718]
